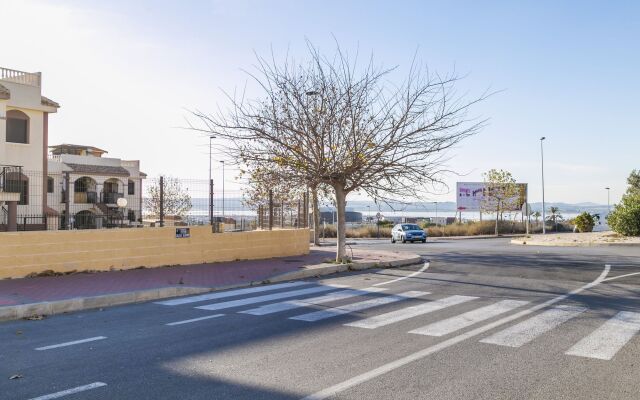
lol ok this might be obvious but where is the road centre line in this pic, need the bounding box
[373,262,429,286]
[602,271,640,282]
[35,337,107,351]
[166,314,225,326]
[300,264,611,400]
[28,382,107,400]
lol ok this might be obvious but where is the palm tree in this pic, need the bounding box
[547,206,563,232]
[532,211,541,230]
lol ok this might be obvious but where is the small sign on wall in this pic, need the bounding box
[175,227,190,238]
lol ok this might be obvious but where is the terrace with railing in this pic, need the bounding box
[0,67,41,87]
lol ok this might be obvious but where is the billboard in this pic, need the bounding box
[456,182,527,212]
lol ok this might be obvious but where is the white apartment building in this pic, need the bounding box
[0,67,59,230]
[1,67,145,230]
[48,144,146,229]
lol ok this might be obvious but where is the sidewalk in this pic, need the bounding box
[0,247,421,321]
[511,231,640,247]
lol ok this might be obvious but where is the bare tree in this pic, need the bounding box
[482,169,519,236]
[190,42,487,261]
[144,176,192,219]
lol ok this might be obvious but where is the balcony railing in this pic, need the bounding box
[0,67,41,87]
[0,166,24,193]
[101,192,124,204]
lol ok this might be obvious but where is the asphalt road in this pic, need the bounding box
[2,238,640,400]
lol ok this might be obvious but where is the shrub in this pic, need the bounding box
[607,193,640,236]
[574,212,595,233]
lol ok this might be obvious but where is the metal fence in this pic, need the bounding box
[0,170,308,232]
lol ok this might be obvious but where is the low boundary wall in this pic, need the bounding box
[0,227,310,279]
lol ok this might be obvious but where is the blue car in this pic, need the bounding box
[391,224,427,243]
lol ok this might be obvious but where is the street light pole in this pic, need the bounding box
[434,201,438,227]
[219,160,225,222]
[209,135,215,226]
[540,137,546,234]
[605,187,611,214]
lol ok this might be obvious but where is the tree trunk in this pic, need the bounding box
[333,184,348,263]
[495,204,500,236]
[311,187,321,246]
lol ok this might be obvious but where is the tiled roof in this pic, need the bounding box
[41,95,60,108]
[65,163,131,177]
[0,83,9,100]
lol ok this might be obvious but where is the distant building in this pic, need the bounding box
[319,207,362,224]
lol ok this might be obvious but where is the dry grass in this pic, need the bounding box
[319,220,571,238]
[320,225,392,238]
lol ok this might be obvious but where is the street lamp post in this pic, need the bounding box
[434,201,438,227]
[219,160,225,223]
[605,187,611,214]
[209,135,215,226]
[540,137,546,234]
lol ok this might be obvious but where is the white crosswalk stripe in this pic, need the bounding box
[565,311,640,360]
[345,295,478,329]
[239,287,388,315]
[155,281,311,306]
[195,285,347,311]
[409,299,530,337]
[290,291,429,322]
[480,304,587,348]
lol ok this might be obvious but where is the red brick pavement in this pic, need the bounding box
[0,250,334,306]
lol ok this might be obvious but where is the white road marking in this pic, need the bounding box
[300,265,610,400]
[165,314,225,326]
[602,271,640,282]
[35,337,107,351]
[565,311,640,360]
[28,382,107,400]
[345,295,477,329]
[155,282,311,306]
[239,287,388,315]
[373,262,429,286]
[195,285,347,311]
[480,305,587,347]
[409,299,530,337]
[290,291,429,322]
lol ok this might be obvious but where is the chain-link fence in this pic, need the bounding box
[0,168,308,232]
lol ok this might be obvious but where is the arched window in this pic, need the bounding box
[6,110,29,144]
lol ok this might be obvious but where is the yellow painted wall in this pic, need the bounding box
[0,227,310,279]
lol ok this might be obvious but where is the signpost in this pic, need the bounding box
[456,182,527,212]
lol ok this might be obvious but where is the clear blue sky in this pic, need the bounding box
[2,0,638,204]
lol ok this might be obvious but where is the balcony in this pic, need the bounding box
[0,67,41,87]
[74,191,98,204]
[0,166,24,193]
[101,192,124,205]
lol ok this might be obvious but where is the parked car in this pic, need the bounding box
[391,223,427,243]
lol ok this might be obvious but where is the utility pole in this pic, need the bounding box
[540,137,546,234]
[219,160,225,224]
[209,135,215,226]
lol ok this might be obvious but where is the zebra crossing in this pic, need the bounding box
[155,282,640,362]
